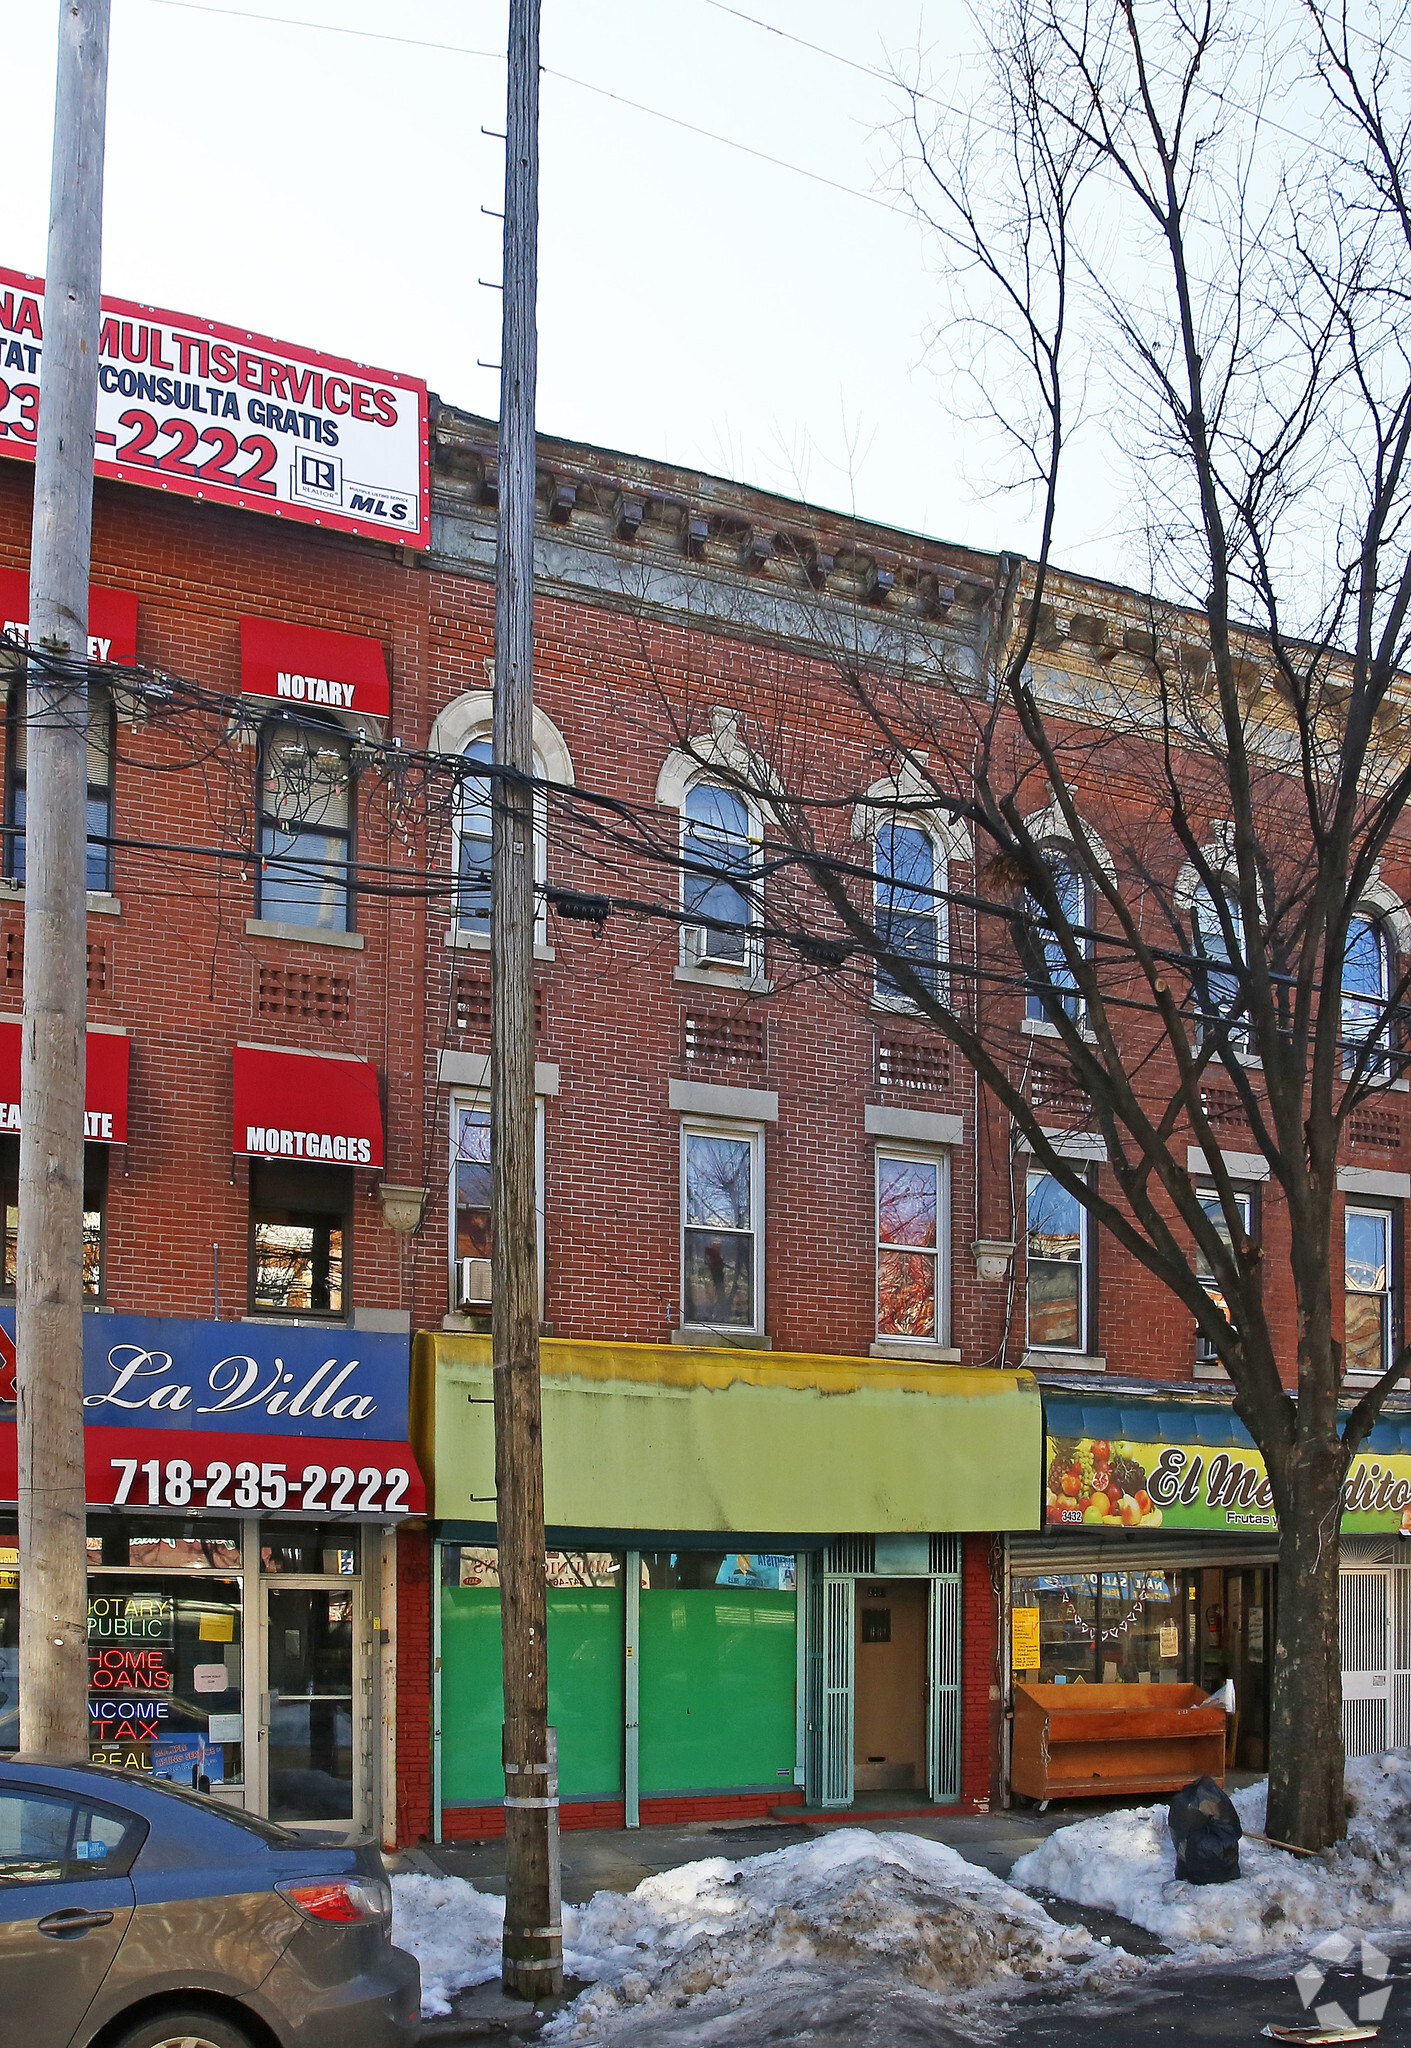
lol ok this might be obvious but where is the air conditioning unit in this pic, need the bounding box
[457,1257,492,1310]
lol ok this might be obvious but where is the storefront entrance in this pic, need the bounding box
[854,1581,928,1792]
[261,1582,361,1826]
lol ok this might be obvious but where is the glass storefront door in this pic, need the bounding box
[259,1525,365,1829]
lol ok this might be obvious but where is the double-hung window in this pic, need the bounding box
[5,679,114,893]
[0,1138,106,1299]
[1192,884,1246,1049]
[1026,852,1087,1024]
[248,1159,349,1317]
[682,783,758,969]
[1342,916,1393,1075]
[875,823,941,1001]
[449,1097,545,1315]
[876,1150,948,1343]
[1345,1205,1396,1379]
[681,1124,761,1331]
[1026,1170,1088,1352]
[257,714,353,931]
[1195,1186,1251,1368]
[454,737,549,944]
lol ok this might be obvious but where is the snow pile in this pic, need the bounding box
[388,1870,506,2011]
[393,1827,1109,2034]
[1011,1752,1411,1955]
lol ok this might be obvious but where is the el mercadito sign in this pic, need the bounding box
[0,1310,407,1442]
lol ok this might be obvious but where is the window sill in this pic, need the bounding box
[240,1312,350,1325]
[671,1326,772,1349]
[1021,1014,1094,1041]
[1193,1359,1231,1381]
[245,918,365,951]
[674,962,771,993]
[1344,1066,1410,1093]
[869,1340,962,1363]
[441,1312,553,1334]
[0,884,122,917]
[445,927,556,962]
[1343,1370,1408,1389]
[1022,1350,1107,1372]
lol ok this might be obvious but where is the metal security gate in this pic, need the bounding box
[805,1536,963,1809]
[1338,1541,1411,1757]
[927,1536,962,1802]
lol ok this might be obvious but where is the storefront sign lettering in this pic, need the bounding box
[88,1696,171,1741]
[89,1647,171,1692]
[86,1347,377,1421]
[87,1593,173,1642]
[1046,1430,1411,1533]
[0,1311,409,1440]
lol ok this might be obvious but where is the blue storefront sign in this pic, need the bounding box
[0,1308,407,1440]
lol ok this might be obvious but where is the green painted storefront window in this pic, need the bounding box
[639,1553,797,1794]
[439,1549,623,1806]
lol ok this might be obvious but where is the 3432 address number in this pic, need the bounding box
[109,1456,411,1514]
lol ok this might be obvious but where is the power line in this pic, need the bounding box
[134,0,916,223]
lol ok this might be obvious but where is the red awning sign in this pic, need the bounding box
[233,1043,383,1168]
[240,617,390,718]
[0,569,138,665]
[0,1021,129,1143]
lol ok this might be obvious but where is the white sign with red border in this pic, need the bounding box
[0,268,429,547]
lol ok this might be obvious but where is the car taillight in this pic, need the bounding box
[275,1876,391,1924]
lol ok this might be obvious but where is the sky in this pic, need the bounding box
[5,0,1118,570]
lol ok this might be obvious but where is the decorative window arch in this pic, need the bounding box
[655,710,775,975]
[1342,878,1411,1075]
[850,756,969,1009]
[428,690,574,943]
[1020,803,1115,1026]
[1175,831,1255,1050]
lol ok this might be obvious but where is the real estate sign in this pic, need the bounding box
[0,267,428,547]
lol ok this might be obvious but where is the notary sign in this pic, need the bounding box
[0,267,429,546]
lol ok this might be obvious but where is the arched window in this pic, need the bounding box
[1026,851,1088,1024]
[453,734,549,942]
[1342,914,1392,1072]
[256,713,353,931]
[683,782,758,968]
[875,822,942,999]
[456,736,494,934]
[1192,883,1245,1045]
[5,679,115,894]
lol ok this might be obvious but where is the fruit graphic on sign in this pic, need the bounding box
[1045,1436,1164,1527]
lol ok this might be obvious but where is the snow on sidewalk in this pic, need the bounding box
[392,1826,1113,2039]
[1010,1752,1411,1955]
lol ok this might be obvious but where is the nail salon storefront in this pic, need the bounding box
[0,1313,423,1839]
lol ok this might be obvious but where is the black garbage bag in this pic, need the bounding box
[1167,1774,1242,1884]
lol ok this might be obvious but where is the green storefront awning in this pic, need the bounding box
[415,1335,1042,1535]
[1044,1395,1411,1534]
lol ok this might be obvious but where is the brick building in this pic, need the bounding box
[3,295,1410,1840]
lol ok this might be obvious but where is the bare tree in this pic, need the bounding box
[600,0,1411,1849]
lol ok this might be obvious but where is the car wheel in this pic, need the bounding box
[109,2012,258,2048]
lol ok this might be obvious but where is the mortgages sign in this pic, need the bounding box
[0,268,428,547]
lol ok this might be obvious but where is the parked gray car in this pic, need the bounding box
[0,1758,419,2048]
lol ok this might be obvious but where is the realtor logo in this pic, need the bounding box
[293,450,343,507]
[1292,1930,1393,2029]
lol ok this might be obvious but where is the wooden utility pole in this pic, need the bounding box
[17,0,111,1762]
[492,0,562,2001]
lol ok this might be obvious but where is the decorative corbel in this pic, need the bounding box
[971,1238,1015,1284]
[378,1184,427,1235]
